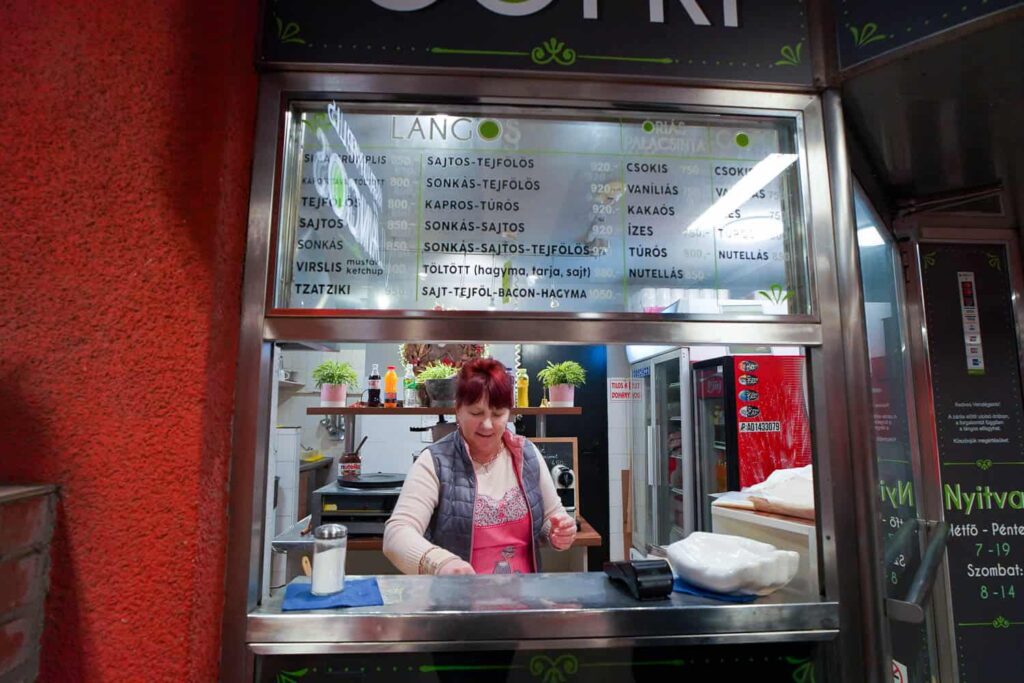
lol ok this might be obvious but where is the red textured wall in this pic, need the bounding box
[0,1,257,680]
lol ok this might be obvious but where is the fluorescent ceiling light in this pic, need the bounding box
[685,153,798,234]
[857,226,885,247]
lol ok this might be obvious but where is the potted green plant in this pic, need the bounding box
[536,360,586,407]
[312,360,359,407]
[416,361,458,407]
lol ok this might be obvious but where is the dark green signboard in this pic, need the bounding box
[920,243,1024,681]
[261,0,813,85]
[836,0,1023,69]
[257,643,819,682]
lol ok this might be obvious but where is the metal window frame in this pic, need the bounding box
[221,72,883,683]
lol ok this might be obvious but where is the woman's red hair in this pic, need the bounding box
[456,358,513,409]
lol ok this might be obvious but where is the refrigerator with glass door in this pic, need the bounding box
[629,348,694,555]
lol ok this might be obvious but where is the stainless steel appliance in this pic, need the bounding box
[312,477,404,536]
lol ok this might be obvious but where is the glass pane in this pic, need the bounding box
[654,356,681,544]
[855,187,935,682]
[630,370,652,553]
[693,364,727,531]
[273,102,812,316]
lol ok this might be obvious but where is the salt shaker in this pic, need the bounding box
[311,524,348,595]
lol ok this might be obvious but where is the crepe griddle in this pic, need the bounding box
[337,473,406,489]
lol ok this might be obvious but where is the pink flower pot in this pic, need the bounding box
[548,384,575,407]
[320,383,347,407]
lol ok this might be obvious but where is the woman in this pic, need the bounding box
[384,358,577,575]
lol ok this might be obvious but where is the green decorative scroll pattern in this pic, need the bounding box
[775,42,803,66]
[849,22,888,47]
[945,460,1024,469]
[758,283,793,304]
[275,16,305,45]
[987,252,1002,271]
[430,37,672,67]
[529,654,579,683]
[786,656,816,683]
[531,37,576,66]
[959,615,1024,629]
[275,668,308,683]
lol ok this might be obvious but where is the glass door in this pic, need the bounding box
[630,363,654,554]
[856,187,937,683]
[653,351,688,544]
[692,362,728,531]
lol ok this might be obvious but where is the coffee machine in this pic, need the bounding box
[549,463,576,515]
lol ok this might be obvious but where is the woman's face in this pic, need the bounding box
[456,397,510,457]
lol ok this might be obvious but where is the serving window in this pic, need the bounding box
[272,102,814,317]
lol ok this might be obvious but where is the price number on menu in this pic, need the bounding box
[976,542,1013,557]
[979,584,1016,600]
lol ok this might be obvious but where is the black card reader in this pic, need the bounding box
[603,559,674,601]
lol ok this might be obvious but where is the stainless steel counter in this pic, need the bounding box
[248,573,839,654]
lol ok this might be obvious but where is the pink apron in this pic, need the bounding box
[470,487,535,574]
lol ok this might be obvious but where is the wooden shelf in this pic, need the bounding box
[307,406,583,416]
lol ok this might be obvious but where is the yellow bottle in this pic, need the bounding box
[516,370,529,408]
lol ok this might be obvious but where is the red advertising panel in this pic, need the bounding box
[732,356,812,487]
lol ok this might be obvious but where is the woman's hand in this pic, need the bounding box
[548,514,577,550]
[438,558,476,575]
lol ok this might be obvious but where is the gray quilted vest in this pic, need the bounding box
[425,429,546,570]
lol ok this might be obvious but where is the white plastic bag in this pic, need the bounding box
[665,532,799,596]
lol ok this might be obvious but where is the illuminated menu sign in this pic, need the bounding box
[280,105,808,315]
[920,243,1024,680]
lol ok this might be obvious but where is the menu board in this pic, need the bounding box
[920,243,1024,681]
[278,103,808,315]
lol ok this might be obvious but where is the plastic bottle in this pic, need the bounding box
[384,365,398,407]
[402,364,418,407]
[516,369,529,408]
[367,363,382,407]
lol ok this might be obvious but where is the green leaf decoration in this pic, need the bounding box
[785,657,815,683]
[986,252,1002,271]
[276,668,309,683]
[531,36,577,66]
[850,22,888,47]
[529,654,579,683]
[275,15,306,45]
[993,616,1011,628]
[757,283,793,304]
[922,251,937,270]
[775,42,803,66]
[976,459,994,471]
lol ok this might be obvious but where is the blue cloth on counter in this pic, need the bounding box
[282,578,384,611]
[672,577,757,603]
